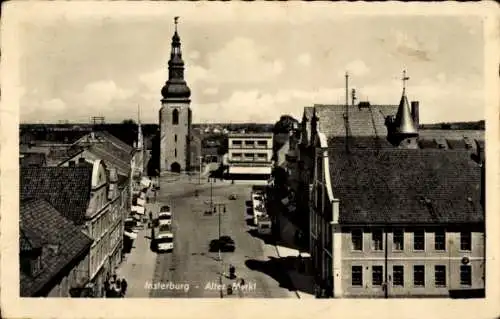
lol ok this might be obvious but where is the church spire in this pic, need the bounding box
[393,69,418,136]
[161,16,191,101]
[137,104,143,149]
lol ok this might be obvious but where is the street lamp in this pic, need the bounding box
[213,202,227,299]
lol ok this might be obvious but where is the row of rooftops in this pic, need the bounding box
[20,198,93,297]
[294,90,485,225]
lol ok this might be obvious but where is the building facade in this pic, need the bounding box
[159,19,192,174]
[307,84,485,298]
[20,161,124,297]
[226,133,273,179]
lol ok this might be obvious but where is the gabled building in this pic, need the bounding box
[306,78,485,298]
[20,199,93,297]
[20,160,123,297]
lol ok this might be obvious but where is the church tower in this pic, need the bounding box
[159,17,192,173]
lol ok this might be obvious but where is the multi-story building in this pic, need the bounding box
[20,160,123,297]
[20,199,93,297]
[226,133,273,179]
[307,82,485,298]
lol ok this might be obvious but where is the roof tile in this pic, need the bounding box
[329,149,483,224]
[20,166,93,225]
[20,199,93,296]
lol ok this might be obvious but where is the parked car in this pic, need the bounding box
[228,194,237,200]
[160,205,171,213]
[158,211,172,225]
[209,236,235,252]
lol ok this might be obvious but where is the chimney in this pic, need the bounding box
[69,161,75,167]
[411,101,420,128]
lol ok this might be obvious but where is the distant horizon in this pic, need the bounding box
[19,119,485,126]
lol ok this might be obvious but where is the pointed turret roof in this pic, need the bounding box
[393,70,418,135]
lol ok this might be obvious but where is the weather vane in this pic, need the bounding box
[174,16,180,31]
[402,69,410,91]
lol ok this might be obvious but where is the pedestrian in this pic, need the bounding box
[121,278,128,297]
[115,279,122,297]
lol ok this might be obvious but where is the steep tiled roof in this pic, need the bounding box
[87,142,132,177]
[95,131,135,155]
[313,104,398,138]
[419,129,484,141]
[329,149,483,224]
[20,199,93,297]
[327,136,394,150]
[20,153,47,167]
[303,107,314,120]
[20,166,93,225]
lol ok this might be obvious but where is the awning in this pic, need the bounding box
[124,231,137,239]
[131,205,145,215]
[228,166,272,175]
[140,177,151,188]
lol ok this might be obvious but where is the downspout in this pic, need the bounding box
[384,228,388,299]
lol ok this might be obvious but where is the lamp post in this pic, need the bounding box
[213,203,227,298]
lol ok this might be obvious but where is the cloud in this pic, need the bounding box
[344,60,370,77]
[191,87,346,123]
[392,31,432,62]
[78,80,134,107]
[205,37,284,83]
[188,50,201,60]
[297,53,311,66]
[203,87,219,95]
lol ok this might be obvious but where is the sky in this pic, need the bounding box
[15,3,485,124]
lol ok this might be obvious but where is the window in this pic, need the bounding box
[393,229,404,251]
[460,231,471,251]
[393,266,404,287]
[257,141,267,147]
[413,229,425,251]
[435,229,446,251]
[435,265,446,287]
[175,149,177,158]
[413,265,425,287]
[351,266,363,286]
[351,229,363,251]
[244,140,254,147]
[372,229,383,251]
[372,266,383,286]
[460,265,472,286]
[244,153,254,160]
[174,134,177,142]
[232,140,242,147]
[233,153,242,159]
[172,109,179,125]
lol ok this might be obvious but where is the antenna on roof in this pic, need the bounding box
[344,71,350,153]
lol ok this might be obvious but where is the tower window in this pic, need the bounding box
[172,109,179,125]
[174,134,177,142]
[175,149,177,158]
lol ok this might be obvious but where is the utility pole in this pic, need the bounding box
[384,228,388,299]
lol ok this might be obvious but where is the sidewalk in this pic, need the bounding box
[115,194,160,297]
[274,245,315,299]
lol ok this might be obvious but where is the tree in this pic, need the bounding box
[272,115,299,134]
